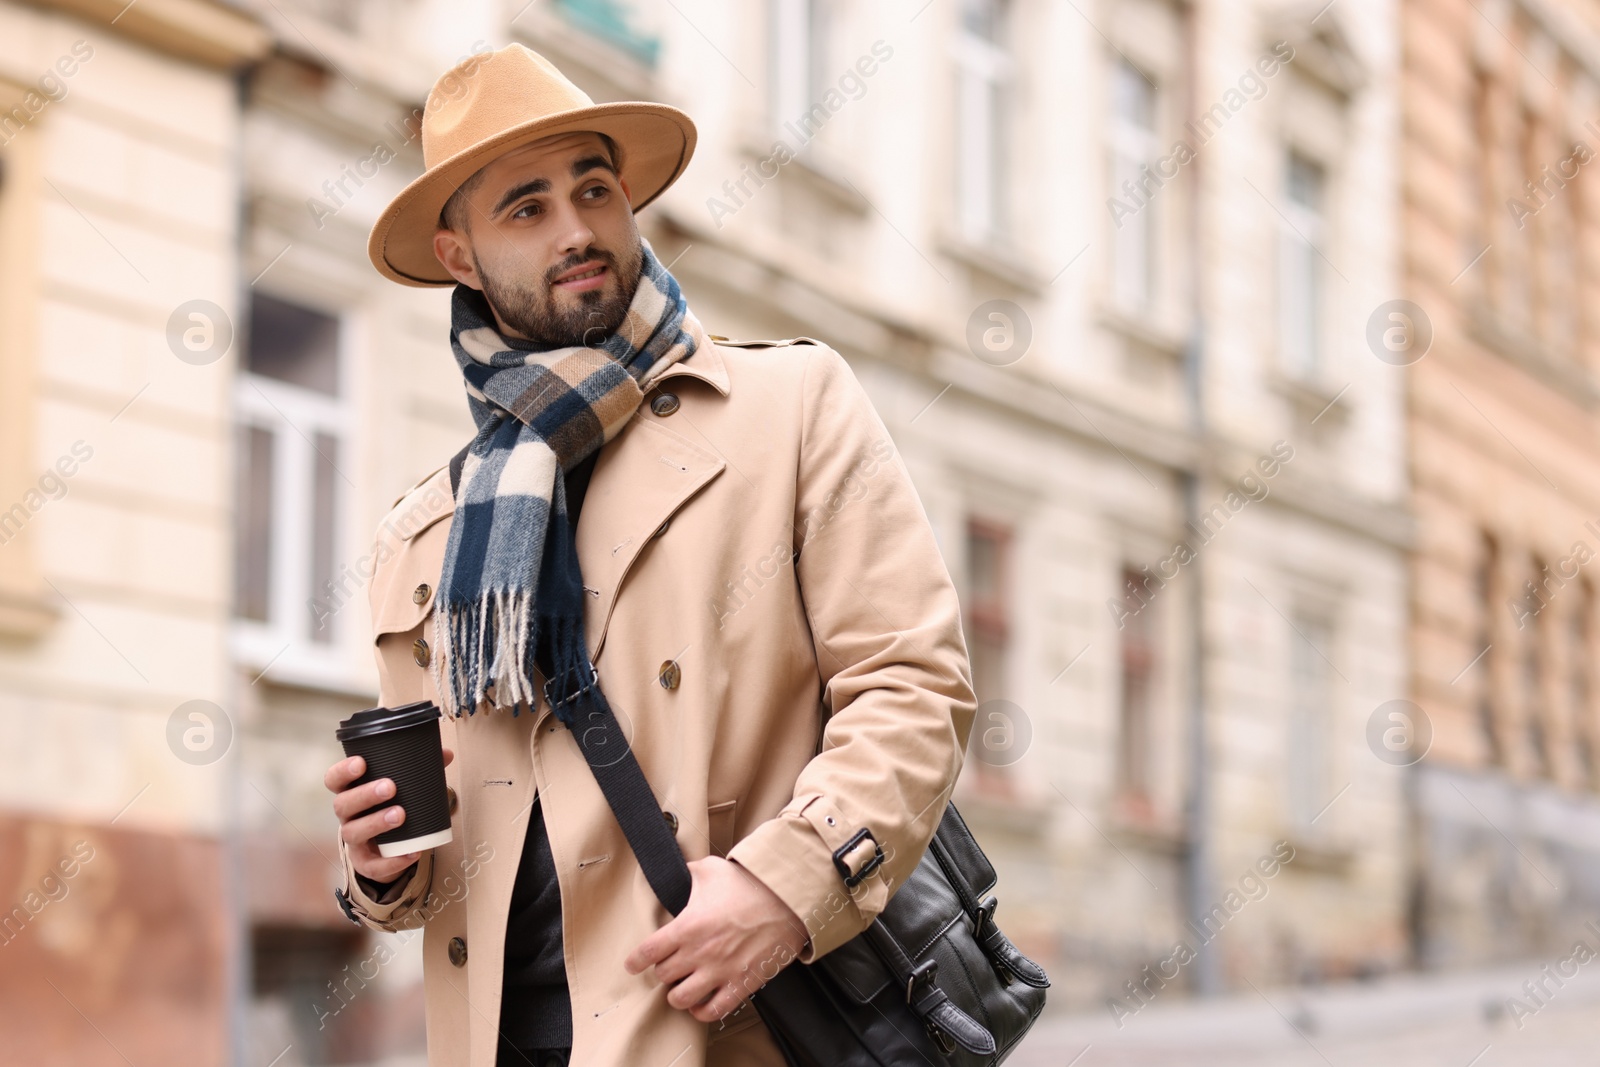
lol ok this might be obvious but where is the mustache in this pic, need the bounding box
[544,248,618,287]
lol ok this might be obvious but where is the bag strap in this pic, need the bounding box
[548,675,695,915]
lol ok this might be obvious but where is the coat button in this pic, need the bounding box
[658,660,681,690]
[413,583,432,606]
[413,638,430,668]
[447,786,458,816]
[650,392,680,417]
[654,519,670,538]
[663,810,679,833]
[448,937,468,967]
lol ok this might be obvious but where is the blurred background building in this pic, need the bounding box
[1401,0,1600,969]
[0,0,1591,1064]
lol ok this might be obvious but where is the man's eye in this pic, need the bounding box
[581,185,608,200]
[512,202,541,219]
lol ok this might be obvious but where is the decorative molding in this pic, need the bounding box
[935,229,1052,295]
[1096,302,1188,364]
[1266,6,1368,99]
[20,0,270,70]
[1270,369,1353,429]
[1466,302,1600,411]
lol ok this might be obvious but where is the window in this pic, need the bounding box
[953,0,1012,243]
[1475,532,1502,765]
[1524,639,1547,777]
[1465,70,1492,262]
[1524,558,1548,778]
[1287,612,1334,830]
[1572,583,1593,788]
[1505,107,1538,329]
[252,923,372,1063]
[557,0,663,66]
[1277,151,1327,380]
[962,518,1015,788]
[1108,59,1160,312]
[1116,567,1157,808]
[769,0,830,136]
[233,292,352,685]
[965,518,1011,703]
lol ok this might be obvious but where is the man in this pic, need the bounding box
[325,43,976,1067]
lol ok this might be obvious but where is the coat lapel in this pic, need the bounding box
[575,345,730,659]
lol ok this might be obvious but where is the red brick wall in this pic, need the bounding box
[0,814,228,1067]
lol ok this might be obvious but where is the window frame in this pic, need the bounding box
[229,295,361,692]
[768,0,831,140]
[1276,149,1330,382]
[1107,57,1162,314]
[1286,608,1337,833]
[951,0,1014,244]
[1115,565,1160,806]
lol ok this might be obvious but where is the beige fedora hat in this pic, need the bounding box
[368,43,696,286]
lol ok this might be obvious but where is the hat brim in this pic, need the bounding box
[367,101,696,287]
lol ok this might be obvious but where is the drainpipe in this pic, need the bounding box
[1180,0,1221,997]
[226,60,254,1067]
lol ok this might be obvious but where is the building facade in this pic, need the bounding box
[0,0,1413,1063]
[0,3,268,1065]
[1402,0,1600,968]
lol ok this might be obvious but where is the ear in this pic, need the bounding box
[619,175,632,204]
[432,227,483,290]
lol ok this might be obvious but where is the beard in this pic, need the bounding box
[474,235,644,349]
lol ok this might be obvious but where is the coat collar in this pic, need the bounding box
[653,335,730,396]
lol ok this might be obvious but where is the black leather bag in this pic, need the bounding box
[745,802,1050,1065]
[548,662,1049,1065]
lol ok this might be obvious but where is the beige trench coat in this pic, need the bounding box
[337,337,978,1067]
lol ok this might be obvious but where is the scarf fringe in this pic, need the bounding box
[432,591,593,721]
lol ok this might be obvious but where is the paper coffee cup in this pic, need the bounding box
[336,701,454,858]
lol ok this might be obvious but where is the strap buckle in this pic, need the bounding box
[333,887,360,927]
[905,958,939,1004]
[543,660,599,717]
[831,827,885,888]
[974,895,998,937]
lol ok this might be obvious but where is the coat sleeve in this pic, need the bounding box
[726,343,977,962]
[338,841,435,933]
[334,518,442,934]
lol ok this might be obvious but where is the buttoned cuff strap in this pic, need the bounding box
[339,841,433,930]
[727,793,892,962]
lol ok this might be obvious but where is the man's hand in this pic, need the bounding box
[624,855,809,1023]
[324,749,455,883]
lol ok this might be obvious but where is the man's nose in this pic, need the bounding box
[549,199,596,259]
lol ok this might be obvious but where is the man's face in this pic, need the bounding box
[433,132,643,346]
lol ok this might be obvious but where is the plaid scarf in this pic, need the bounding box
[434,241,705,717]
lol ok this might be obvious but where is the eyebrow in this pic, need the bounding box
[491,177,549,217]
[490,155,619,218]
[571,154,616,179]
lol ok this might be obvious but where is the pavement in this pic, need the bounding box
[1006,961,1600,1066]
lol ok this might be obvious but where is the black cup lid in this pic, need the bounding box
[336,700,440,742]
